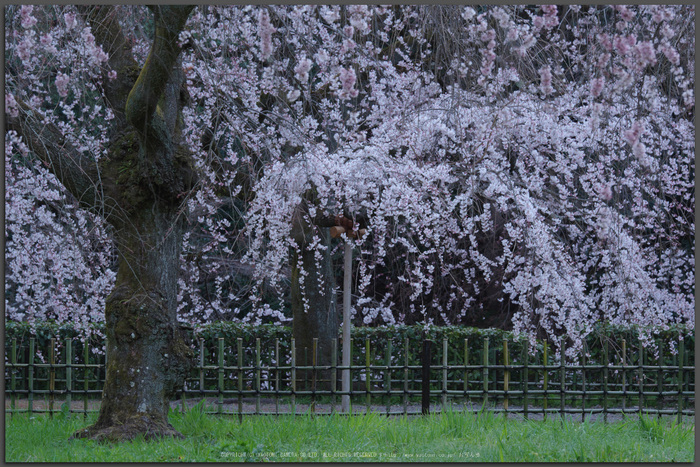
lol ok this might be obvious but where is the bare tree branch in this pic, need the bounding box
[76,5,140,133]
[7,96,102,210]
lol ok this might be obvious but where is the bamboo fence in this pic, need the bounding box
[5,336,695,422]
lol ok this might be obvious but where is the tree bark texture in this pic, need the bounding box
[8,5,198,442]
[290,201,339,391]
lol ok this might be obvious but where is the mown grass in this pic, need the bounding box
[5,404,694,462]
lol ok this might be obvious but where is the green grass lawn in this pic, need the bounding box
[5,405,694,462]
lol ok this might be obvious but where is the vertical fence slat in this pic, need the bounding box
[657,340,663,418]
[442,338,448,409]
[291,338,296,416]
[543,340,548,421]
[464,339,469,406]
[83,341,89,419]
[198,338,204,403]
[218,338,224,415]
[581,343,586,423]
[365,338,371,414]
[677,339,684,424]
[385,339,392,415]
[523,342,528,420]
[603,338,609,423]
[403,337,409,416]
[304,347,308,392]
[237,338,243,422]
[311,338,317,414]
[66,338,72,417]
[421,339,431,416]
[256,338,262,415]
[11,339,17,417]
[483,338,489,408]
[331,338,337,415]
[49,338,55,418]
[350,338,354,412]
[275,339,280,415]
[560,338,565,419]
[621,339,626,414]
[28,338,34,415]
[638,341,644,418]
[503,339,509,412]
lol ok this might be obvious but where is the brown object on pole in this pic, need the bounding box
[334,215,354,229]
[330,226,366,240]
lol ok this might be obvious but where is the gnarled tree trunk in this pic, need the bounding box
[9,5,198,442]
[73,5,197,442]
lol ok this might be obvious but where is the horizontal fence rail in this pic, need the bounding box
[5,335,695,422]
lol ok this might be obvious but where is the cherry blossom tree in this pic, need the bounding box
[5,6,695,441]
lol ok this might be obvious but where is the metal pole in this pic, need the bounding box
[341,241,352,413]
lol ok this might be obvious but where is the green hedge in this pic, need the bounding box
[5,320,694,368]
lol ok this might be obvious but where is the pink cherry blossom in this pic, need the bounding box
[257,9,275,61]
[64,12,77,30]
[4,5,694,356]
[539,65,554,95]
[20,5,37,29]
[294,57,312,82]
[590,77,605,98]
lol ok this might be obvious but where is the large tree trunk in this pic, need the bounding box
[8,5,198,442]
[73,205,193,441]
[72,6,197,442]
[290,201,339,391]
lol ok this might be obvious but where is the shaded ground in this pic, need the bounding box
[6,397,694,424]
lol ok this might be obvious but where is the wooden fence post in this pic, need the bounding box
[404,337,409,416]
[66,338,72,418]
[385,340,392,415]
[523,342,528,420]
[365,338,371,414]
[422,340,431,415]
[464,339,469,406]
[483,338,489,408]
[291,338,296,416]
[543,340,548,421]
[442,338,448,409]
[237,338,243,422]
[638,340,644,418]
[28,338,34,415]
[10,339,17,418]
[218,337,224,415]
[198,338,205,403]
[678,339,684,425]
[657,340,663,418]
[256,338,262,415]
[49,338,55,418]
[622,339,627,414]
[503,339,509,412]
[311,338,317,414]
[83,341,89,418]
[560,338,565,419]
[331,338,337,415]
[275,339,280,415]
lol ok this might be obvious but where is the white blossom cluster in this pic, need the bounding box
[5,5,694,355]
